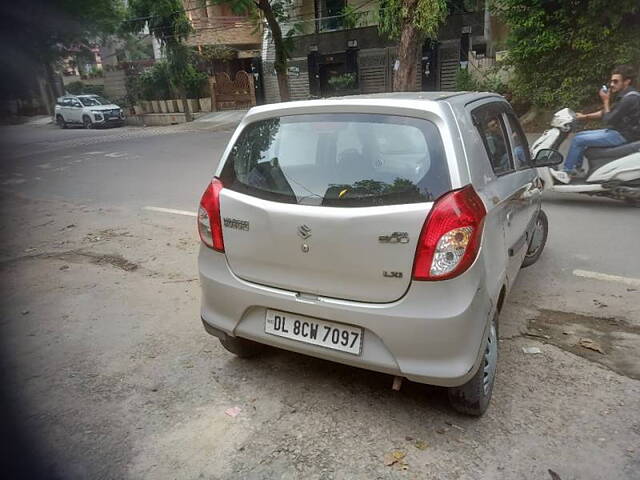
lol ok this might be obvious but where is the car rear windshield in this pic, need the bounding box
[220,113,451,207]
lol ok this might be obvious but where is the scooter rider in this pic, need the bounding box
[563,64,640,178]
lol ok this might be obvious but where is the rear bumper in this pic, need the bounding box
[199,246,494,387]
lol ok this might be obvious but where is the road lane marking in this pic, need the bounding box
[573,269,640,288]
[143,206,197,217]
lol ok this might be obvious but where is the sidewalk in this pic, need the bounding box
[130,109,247,131]
[194,109,247,128]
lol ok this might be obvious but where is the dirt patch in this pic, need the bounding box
[90,254,138,272]
[528,309,640,380]
[83,228,133,244]
[44,250,139,272]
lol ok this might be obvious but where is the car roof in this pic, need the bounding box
[246,91,506,119]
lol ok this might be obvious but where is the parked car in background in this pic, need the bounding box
[55,94,125,129]
[197,92,563,415]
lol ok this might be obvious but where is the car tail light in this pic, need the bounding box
[198,178,224,252]
[413,185,486,281]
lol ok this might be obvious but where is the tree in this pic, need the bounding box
[0,0,125,114]
[493,0,640,109]
[126,0,195,121]
[211,0,299,101]
[378,0,447,91]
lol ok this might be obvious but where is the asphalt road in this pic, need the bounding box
[1,122,639,479]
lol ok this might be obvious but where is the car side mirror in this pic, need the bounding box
[533,148,563,167]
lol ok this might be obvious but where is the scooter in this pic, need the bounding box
[530,107,640,206]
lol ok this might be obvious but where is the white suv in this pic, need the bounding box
[55,95,124,129]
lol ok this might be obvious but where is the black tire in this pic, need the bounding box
[521,209,548,268]
[219,335,264,358]
[82,115,93,129]
[624,198,640,208]
[56,115,67,129]
[448,312,499,416]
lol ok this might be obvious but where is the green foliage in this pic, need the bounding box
[1,0,125,101]
[341,4,361,30]
[213,0,300,67]
[199,45,236,63]
[493,0,640,109]
[116,34,155,62]
[126,0,192,47]
[456,65,511,96]
[135,62,172,100]
[183,65,208,98]
[378,0,448,40]
[133,61,206,100]
[328,73,357,91]
[66,81,85,95]
[65,81,106,97]
[455,68,478,91]
[3,1,126,63]
[126,0,194,99]
[82,84,106,96]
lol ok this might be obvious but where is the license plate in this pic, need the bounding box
[265,309,362,355]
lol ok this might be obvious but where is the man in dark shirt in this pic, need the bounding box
[563,64,640,176]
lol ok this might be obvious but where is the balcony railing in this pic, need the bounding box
[313,10,377,33]
[187,16,261,46]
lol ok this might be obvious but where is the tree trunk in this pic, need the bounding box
[180,90,193,122]
[393,16,423,92]
[39,62,55,116]
[38,75,53,116]
[259,0,290,102]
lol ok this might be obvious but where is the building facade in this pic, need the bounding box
[262,0,499,104]
[182,1,263,72]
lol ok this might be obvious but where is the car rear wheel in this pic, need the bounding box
[219,335,264,358]
[448,311,498,416]
[521,210,548,268]
[56,115,67,129]
[83,115,93,129]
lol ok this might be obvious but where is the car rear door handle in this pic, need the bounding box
[506,210,513,225]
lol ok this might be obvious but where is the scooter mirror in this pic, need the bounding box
[533,148,564,167]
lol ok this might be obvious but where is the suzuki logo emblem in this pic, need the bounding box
[297,224,312,240]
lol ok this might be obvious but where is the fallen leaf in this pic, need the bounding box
[383,450,406,467]
[392,451,406,461]
[578,338,605,354]
[445,421,466,432]
[414,440,429,450]
[548,469,561,480]
[225,406,241,417]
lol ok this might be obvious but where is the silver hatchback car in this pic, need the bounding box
[197,92,562,415]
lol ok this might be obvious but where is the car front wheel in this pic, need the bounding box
[56,115,67,129]
[448,311,498,416]
[82,115,93,129]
